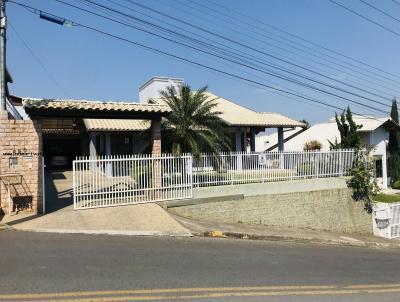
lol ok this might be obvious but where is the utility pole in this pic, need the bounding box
[0,0,6,112]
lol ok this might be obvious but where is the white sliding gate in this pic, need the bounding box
[73,154,193,210]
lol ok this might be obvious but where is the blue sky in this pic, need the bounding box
[8,0,400,124]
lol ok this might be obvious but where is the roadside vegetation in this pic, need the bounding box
[373,193,400,203]
[331,107,379,212]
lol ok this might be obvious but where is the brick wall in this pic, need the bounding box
[169,188,372,234]
[0,117,43,215]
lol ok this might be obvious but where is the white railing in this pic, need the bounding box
[192,149,357,187]
[72,150,358,209]
[73,154,193,210]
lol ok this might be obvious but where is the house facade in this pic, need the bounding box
[140,77,306,153]
[1,76,304,215]
[256,116,400,188]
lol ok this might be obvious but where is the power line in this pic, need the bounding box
[359,0,400,24]
[117,0,395,102]
[56,0,390,112]
[75,0,391,110]
[185,0,400,88]
[9,0,373,115]
[103,3,352,115]
[328,0,400,38]
[8,21,69,97]
[202,0,400,83]
[163,0,400,96]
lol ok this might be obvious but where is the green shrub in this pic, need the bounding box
[303,140,322,151]
[346,151,379,213]
[392,180,400,189]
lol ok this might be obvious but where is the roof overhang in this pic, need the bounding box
[22,97,171,120]
[83,119,150,132]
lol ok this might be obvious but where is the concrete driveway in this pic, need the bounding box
[6,170,191,236]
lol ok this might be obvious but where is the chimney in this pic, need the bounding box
[139,76,184,103]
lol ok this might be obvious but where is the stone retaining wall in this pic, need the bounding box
[170,186,372,234]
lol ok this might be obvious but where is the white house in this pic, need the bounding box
[256,116,400,188]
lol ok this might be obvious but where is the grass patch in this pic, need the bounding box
[373,193,400,203]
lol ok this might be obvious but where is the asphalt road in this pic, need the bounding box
[1,230,400,302]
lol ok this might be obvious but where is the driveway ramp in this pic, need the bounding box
[10,203,191,236]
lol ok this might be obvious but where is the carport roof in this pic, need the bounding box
[22,97,171,119]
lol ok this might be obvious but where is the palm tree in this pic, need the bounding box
[160,84,230,157]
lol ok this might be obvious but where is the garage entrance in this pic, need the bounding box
[43,136,82,169]
[41,119,87,212]
[42,119,87,170]
[17,96,169,216]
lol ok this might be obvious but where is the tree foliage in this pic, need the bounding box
[159,84,230,157]
[303,140,322,151]
[346,150,379,213]
[329,106,362,149]
[388,97,400,184]
[299,119,310,129]
[327,107,378,212]
[388,97,400,153]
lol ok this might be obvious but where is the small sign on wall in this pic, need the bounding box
[24,156,33,169]
[9,157,19,170]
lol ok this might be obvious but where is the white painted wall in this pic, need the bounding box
[256,123,339,152]
[139,77,184,103]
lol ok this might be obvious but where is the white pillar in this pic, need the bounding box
[89,133,97,171]
[89,133,97,158]
[382,152,388,188]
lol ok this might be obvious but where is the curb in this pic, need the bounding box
[6,226,193,237]
[0,224,10,231]
[199,230,400,250]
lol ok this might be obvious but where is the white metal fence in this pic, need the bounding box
[73,154,193,209]
[72,150,358,209]
[193,150,357,187]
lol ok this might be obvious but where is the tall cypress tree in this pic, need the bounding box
[389,98,400,153]
[329,106,362,149]
[388,98,400,183]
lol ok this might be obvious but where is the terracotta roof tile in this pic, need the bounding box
[22,98,171,114]
[83,119,151,131]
